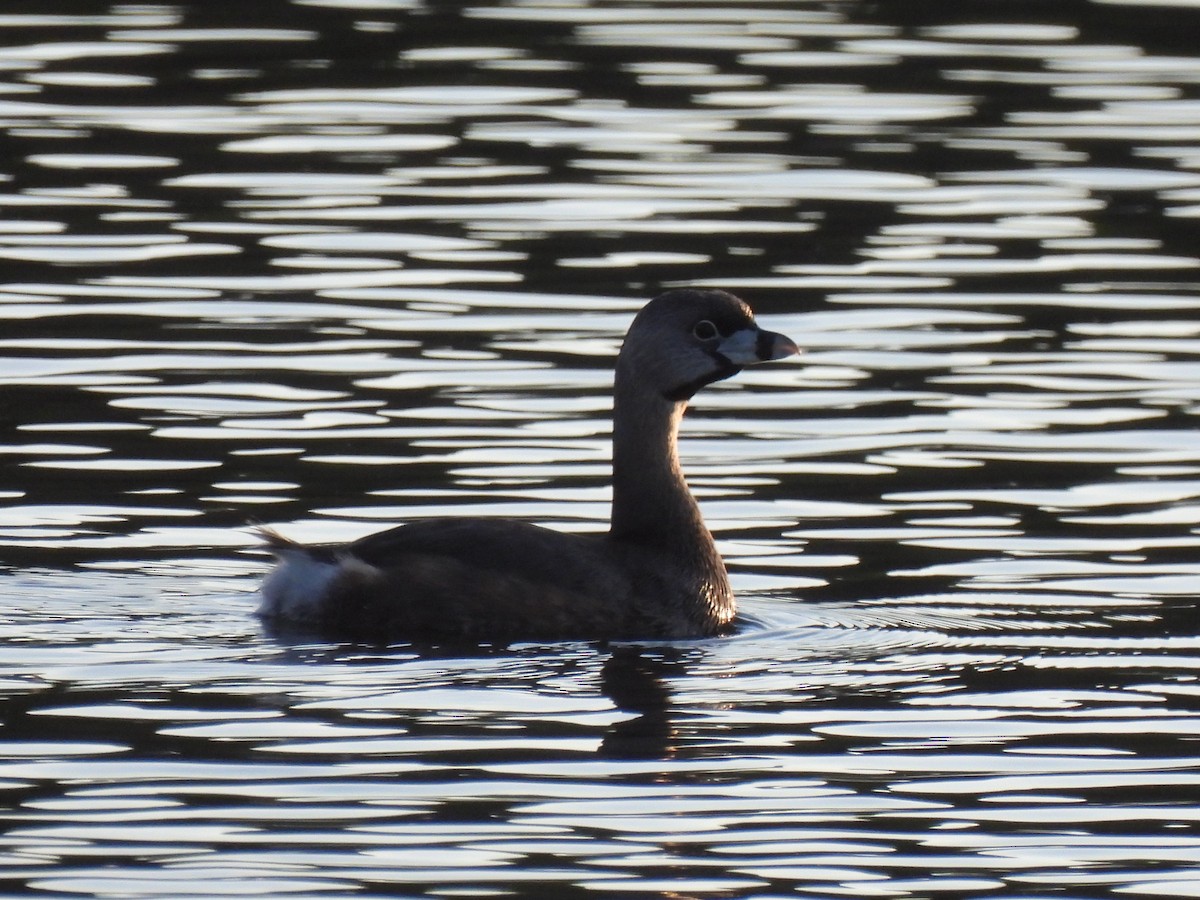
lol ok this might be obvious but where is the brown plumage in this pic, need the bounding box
[257,289,798,642]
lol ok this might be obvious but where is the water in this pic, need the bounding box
[2,0,1200,896]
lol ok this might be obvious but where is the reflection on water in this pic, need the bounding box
[2,1,1200,897]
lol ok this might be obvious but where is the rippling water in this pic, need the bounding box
[3,1,1200,897]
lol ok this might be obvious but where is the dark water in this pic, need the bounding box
[3,1,1200,897]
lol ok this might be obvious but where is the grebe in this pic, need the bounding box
[258,289,797,642]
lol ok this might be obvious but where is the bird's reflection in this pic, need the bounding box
[259,625,688,760]
[598,646,682,760]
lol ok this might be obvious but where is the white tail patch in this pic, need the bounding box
[258,550,343,622]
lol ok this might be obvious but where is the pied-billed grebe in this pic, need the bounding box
[258,289,797,642]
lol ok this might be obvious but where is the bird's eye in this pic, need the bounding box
[692,320,719,341]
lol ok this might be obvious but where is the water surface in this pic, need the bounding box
[2,1,1200,897]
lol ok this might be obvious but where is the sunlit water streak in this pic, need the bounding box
[1,1,1199,898]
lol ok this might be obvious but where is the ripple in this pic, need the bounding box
[26,153,178,169]
[222,133,457,154]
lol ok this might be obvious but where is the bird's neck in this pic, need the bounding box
[607,359,736,634]
[609,372,708,549]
